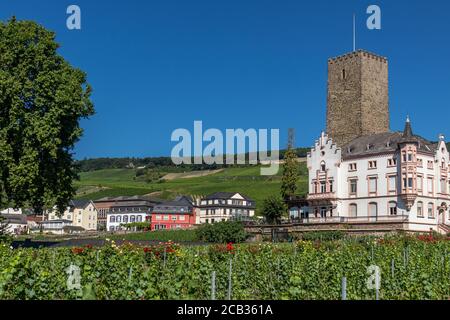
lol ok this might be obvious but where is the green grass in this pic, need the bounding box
[106,229,198,242]
[75,164,309,213]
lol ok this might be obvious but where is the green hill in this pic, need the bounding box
[75,164,309,213]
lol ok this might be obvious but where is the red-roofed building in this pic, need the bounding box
[151,196,197,230]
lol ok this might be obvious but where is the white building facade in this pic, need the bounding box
[105,198,155,232]
[48,200,98,231]
[0,208,22,215]
[107,212,148,231]
[307,120,450,234]
[198,192,255,224]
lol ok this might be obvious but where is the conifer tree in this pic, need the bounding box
[280,147,300,200]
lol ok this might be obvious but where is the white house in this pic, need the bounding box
[107,211,149,232]
[306,119,450,234]
[198,192,255,224]
[0,214,28,235]
[48,200,98,231]
[106,198,154,232]
[0,208,23,215]
[34,219,84,235]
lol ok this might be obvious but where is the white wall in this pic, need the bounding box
[107,212,149,231]
[307,132,450,232]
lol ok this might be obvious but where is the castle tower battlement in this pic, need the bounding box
[328,49,388,64]
[326,49,390,146]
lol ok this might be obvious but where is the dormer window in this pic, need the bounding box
[417,158,423,167]
[387,158,397,167]
[368,161,377,169]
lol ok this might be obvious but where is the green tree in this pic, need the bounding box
[0,18,94,214]
[0,216,11,243]
[261,195,287,224]
[280,147,300,200]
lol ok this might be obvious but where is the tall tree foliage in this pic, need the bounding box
[261,195,287,225]
[0,18,94,214]
[280,147,300,200]
[0,216,10,243]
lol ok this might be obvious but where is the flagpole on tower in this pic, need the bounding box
[353,13,356,52]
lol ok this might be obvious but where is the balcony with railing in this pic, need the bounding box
[298,215,408,224]
[306,192,337,201]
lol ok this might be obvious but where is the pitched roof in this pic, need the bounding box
[403,116,413,138]
[342,118,437,160]
[204,192,254,201]
[94,195,163,204]
[342,133,436,160]
[152,196,194,214]
[0,214,27,225]
[69,199,92,209]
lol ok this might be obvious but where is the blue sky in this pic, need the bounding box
[1,0,450,159]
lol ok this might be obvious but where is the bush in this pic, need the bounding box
[195,221,248,243]
[298,231,345,242]
[121,222,151,231]
[145,170,165,183]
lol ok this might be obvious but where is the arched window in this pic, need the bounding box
[110,226,115,232]
[123,215,129,223]
[110,216,115,223]
[417,201,423,217]
[137,215,142,222]
[349,204,357,218]
[427,203,434,218]
[116,216,121,223]
[320,161,326,172]
[369,202,378,220]
[130,215,136,223]
[389,201,397,215]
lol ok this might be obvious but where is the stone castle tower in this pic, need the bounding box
[326,49,390,147]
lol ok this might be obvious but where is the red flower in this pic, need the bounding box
[417,234,437,243]
[166,247,175,253]
[72,247,84,254]
[143,247,152,253]
[226,242,234,252]
[85,244,93,249]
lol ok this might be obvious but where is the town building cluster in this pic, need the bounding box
[2,49,450,236]
[0,192,255,235]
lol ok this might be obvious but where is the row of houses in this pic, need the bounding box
[98,192,255,232]
[0,192,256,235]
